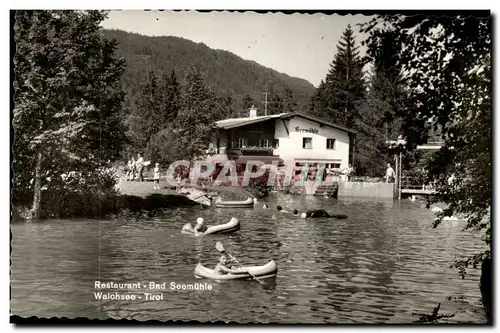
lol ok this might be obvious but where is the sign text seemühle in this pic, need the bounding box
[295,127,319,134]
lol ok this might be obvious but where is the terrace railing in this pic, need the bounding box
[400,176,437,194]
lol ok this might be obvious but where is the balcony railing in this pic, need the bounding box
[208,146,277,155]
[239,146,275,152]
[226,146,276,155]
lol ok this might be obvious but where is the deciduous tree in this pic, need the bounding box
[13,10,126,218]
[362,13,492,322]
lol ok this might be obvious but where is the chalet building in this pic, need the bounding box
[208,106,356,182]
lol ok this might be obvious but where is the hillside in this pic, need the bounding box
[102,29,315,112]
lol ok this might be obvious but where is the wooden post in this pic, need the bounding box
[398,151,402,200]
[394,153,398,199]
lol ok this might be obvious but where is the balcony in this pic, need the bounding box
[228,146,275,156]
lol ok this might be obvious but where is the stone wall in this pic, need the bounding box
[338,181,395,199]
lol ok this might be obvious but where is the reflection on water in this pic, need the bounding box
[11,194,487,323]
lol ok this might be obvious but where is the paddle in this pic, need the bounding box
[187,193,211,209]
[215,241,266,285]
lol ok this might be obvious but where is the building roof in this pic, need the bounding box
[214,113,288,129]
[280,112,357,134]
[214,111,357,134]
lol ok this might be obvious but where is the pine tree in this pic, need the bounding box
[161,70,180,123]
[354,30,406,175]
[309,80,328,118]
[214,92,236,119]
[265,86,283,115]
[145,70,181,162]
[321,24,366,128]
[169,67,218,160]
[283,88,298,112]
[13,10,126,218]
[129,71,160,151]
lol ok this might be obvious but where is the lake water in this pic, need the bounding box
[10,194,487,324]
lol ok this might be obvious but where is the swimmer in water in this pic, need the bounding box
[276,205,289,213]
[293,209,298,215]
[263,204,268,209]
[301,209,331,218]
[300,210,348,219]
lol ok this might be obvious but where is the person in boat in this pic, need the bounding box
[193,217,208,236]
[300,209,331,218]
[214,255,244,275]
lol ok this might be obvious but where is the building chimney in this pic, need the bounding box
[249,105,258,118]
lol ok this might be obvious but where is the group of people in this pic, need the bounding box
[125,153,145,182]
[125,154,163,189]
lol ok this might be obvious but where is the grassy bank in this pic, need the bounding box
[12,180,199,221]
[12,176,267,221]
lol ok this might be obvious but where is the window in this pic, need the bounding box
[325,163,341,169]
[302,137,312,149]
[259,139,270,148]
[234,138,246,148]
[274,139,279,149]
[326,138,336,150]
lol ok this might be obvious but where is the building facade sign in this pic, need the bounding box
[295,127,319,134]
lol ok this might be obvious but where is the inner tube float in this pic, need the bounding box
[182,217,240,235]
[194,260,277,280]
[215,197,254,208]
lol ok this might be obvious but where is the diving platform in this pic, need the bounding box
[400,188,437,195]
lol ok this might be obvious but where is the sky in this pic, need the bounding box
[101,10,373,87]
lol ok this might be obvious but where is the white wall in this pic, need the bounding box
[274,116,350,169]
[209,131,229,162]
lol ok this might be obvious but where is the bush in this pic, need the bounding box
[34,168,120,219]
[246,169,272,198]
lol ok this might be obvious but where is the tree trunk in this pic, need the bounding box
[480,256,492,324]
[31,149,43,219]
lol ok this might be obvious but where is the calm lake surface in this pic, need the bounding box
[11,194,487,324]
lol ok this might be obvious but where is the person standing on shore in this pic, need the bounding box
[385,163,395,183]
[136,153,144,182]
[346,164,354,182]
[153,163,161,189]
[128,157,136,181]
[125,158,133,181]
